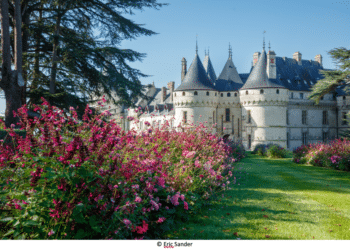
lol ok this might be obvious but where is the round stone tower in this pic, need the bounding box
[239,48,288,150]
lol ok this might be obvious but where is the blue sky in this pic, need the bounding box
[0,0,349,114]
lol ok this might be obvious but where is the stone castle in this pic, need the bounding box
[91,41,350,150]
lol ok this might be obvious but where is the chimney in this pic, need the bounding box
[267,50,276,79]
[315,54,323,67]
[253,52,261,66]
[181,57,187,82]
[161,86,167,103]
[293,51,302,65]
[167,81,175,102]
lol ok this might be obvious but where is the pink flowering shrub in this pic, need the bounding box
[0,97,243,239]
[293,139,350,171]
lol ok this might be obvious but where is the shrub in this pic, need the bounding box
[266,145,287,158]
[0,97,242,240]
[252,144,268,156]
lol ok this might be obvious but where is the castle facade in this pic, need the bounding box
[92,43,350,150]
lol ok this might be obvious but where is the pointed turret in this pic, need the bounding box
[176,54,215,91]
[240,49,285,90]
[214,44,243,91]
[203,48,217,84]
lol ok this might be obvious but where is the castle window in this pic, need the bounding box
[234,92,237,97]
[302,110,307,125]
[342,112,347,125]
[287,132,290,148]
[221,93,223,97]
[232,115,234,134]
[291,92,294,99]
[213,111,215,123]
[226,108,230,122]
[194,91,198,96]
[238,118,240,137]
[246,91,248,95]
[227,93,231,97]
[322,132,328,142]
[206,91,209,96]
[321,96,324,100]
[302,132,308,145]
[276,89,280,94]
[343,96,346,100]
[333,93,337,100]
[248,134,251,149]
[260,89,264,94]
[182,92,185,96]
[174,93,176,97]
[300,93,304,99]
[170,119,173,128]
[215,92,217,96]
[248,110,251,124]
[287,110,289,125]
[183,111,187,124]
[322,111,328,125]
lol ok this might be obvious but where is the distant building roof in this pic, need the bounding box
[203,54,217,84]
[215,56,244,91]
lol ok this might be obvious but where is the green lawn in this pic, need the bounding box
[164,152,350,240]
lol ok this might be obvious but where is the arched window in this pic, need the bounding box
[206,91,209,96]
[246,90,248,95]
[227,93,231,97]
[260,89,264,94]
[276,89,280,94]
[234,92,237,97]
[194,91,198,96]
[182,92,185,96]
[221,93,223,97]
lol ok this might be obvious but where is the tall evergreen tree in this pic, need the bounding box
[1,0,167,127]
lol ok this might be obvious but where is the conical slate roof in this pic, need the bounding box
[175,54,216,91]
[241,49,285,90]
[215,56,244,91]
[203,54,217,84]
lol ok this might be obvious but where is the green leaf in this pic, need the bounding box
[0,217,14,222]
[2,229,14,237]
[23,220,40,227]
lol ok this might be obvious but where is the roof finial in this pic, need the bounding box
[263,31,266,50]
[208,46,210,56]
[268,41,271,51]
[196,34,198,55]
[228,43,232,59]
[204,48,207,56]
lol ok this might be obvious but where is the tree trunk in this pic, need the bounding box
[1,0,12,87]
[21,4,30,107]
[4,78,22,128]
[49,12,63,95]
[32,6,42,90]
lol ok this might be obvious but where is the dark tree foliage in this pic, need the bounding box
[1,0,167,125]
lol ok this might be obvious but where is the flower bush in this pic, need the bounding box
[293,139,350,171]
[0,97,244,239]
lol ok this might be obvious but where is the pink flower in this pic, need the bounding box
[135,196,142,203]
[123,219,131,226]
[184,201,189,210]
[185,151,196,159]
[48,230,55,236]
[180,194,185,201]
[157,217,166,223]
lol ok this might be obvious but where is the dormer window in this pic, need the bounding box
[246,91,248,95]
[300,93,304,99]
[260,89,264,94]
[288,79,291,83]
[227,93,231,97]
[276,89,279,94]
[234,92,237,97]
[194,91,198,96]
[206,91,209,96]
[304,80,307,84]
[182,92,185,96]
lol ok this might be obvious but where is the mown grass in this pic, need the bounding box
[164,152,350,240]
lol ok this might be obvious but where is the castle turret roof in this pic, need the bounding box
[241,49,285,90]
[203,54,217,84]
[215,55,244,91]
[175,54,216,91]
